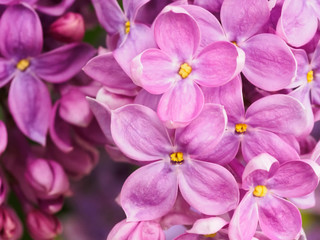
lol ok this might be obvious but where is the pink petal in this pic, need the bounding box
[229,192,258,240]
[154,8,200,61]
[178,160,239,215]
[290,192,316,210]
[175,104,227,157]
[123,0,150,20]
[242,130,300,163]
[111,104,172,161]
[202,75,245,123]
[107,220,138,240]
[120,161,178,221]
[83,53,138,96]
[277,0,318,47]
[258,195,302,240]
[0,58,15,88]
[36,0,75,16]
[267,161,319,198]
[245,94,308,137]
[193,41,245,87]
[9,74,51,145]
[157,81,204,128]
[187,217,228,235]
[131,48,178,94]
[0,121,7,155]
[221,0,270,42]
[241,33,297,91]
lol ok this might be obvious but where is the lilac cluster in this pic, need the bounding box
[84,0,320,239]
[0,1,102,239]
[0,0,320,239]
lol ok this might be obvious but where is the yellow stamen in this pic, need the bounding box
[231,41,238,47]
[125,21,130,34]
[16,59,30,71]
[307,70,314,83]
[204,233,217,238]
[253,185,267,197]
[178,63,192,79]
[170,152,184,164]
[235,123,247,133]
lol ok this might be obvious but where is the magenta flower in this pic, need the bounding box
[229,153,319,240]
[0,4,95,145]
[131,8,244,127]
[0,121,7,156]
[0,206,22,240]
[202,76,308,164]
[110,104,239,221]
[277,0,320,47]
[92,0,155,75]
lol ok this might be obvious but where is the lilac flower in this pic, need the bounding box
[186,0,297,91]
[0,4,95,145]
[277,0,320,47]
[202,76,308,164]
[92,0,155,75]
[110,104,239,221]
[229,153,319,240]
[131,8,244,127]
[0,206,22,240]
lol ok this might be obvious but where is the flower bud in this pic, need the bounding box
[0,206,23,240]
[27,209,62,240]
[25,158,70,198]
[49,12,85,43]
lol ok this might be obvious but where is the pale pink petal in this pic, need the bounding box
[228,192,258,240]
[111,104,172,161]
[193,41,244,87]
[267,161,319,198]
[157,80,204,128]
[178,160,239,215]
[242,130,300,163]
[187,217,228,235]
[121,161,178,221]
[258,195,302,240]
[277,0,318,47]
[131,48,178,94]
[221,0,270,42]
[175,104,227,157]
[241,33,297,91]
[245,94,308,137]
[290,192,316,210]
[154,9,200,61]
[107,220,138,240]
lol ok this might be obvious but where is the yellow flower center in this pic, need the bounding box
[170,152,184,164]
[235,123,247,133]
[125,21,130,34]
[16,59,30,71]
[178,63,192,79]
[307,70,314,83]
[204,233,217,238]
[253,185,267,197]
[231,41,238,47]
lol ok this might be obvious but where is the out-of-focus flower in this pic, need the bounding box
[0,206,23,240]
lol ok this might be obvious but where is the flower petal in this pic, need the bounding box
[83,52,138,96]
[193,41,244,87]
[36,0,75,16]
[267,161,319,198]
[277,0,318,47]
[187,217,228,235]
[242,130,300,163]
[0,121,7,155]
[221,0,270,42]
[32,43,96,83]
[154,8,200,61]
[258,195,302,240]
[228,192,258,240]
[111,104,172,161]
[0,4,42,58]
[0,58,15,88]
[131,48,178,94]
[157,80,204,128]
[241,33,297,91]
[123,0,150,20]
[175,104,227,157]
[178,160,239,215]
[121,161,178,221]
[91,0,125,35]
[9,73,51,145]
[245,94,308,137]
